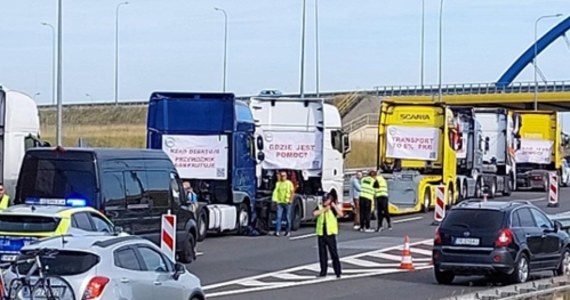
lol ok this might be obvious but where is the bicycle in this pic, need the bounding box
[0,248,76,300]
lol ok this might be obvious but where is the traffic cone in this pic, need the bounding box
[400,235,415,270]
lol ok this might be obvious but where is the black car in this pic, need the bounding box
[432,200,570,284]
[14,147,199,264]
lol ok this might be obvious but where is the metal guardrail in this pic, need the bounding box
[342,113,378,133]
[440,275,570,300]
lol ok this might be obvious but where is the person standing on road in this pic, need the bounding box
[349,172,362,231]
[374,171,391,232]
[0,183,10,210]
[359,171,376,232]
[183,181,199,212]
[272,171,295,237]
[314,192,343,278]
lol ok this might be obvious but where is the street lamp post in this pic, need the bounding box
[299,0,306,98]
[41,22,56,106]
[56,0,63,146]
[534,13,563,110]
[214,7,228,93]
[315,0,320,97]
[33,92,41,101]
[437,0,444,103]
[85,93,93,102]
[420,0,425,89]
[114,1,129,106]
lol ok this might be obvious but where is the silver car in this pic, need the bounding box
[3,234,205,300]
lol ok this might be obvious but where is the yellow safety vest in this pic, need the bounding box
[375,176,388,197]
[315,205,338,236]
[272,180,294,204]
[0,195,10,210]
[360,176,375,201]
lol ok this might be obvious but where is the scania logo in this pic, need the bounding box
[400,114,431,121]
[164,137,176,148]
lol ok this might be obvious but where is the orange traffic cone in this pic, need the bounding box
[400,235,415,270]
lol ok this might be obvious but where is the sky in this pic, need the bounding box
[2,0,570,108]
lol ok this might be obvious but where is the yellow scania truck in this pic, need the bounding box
[377,100,462,215]
[513,110,568,191]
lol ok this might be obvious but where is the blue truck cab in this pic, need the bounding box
[147,92,262,240]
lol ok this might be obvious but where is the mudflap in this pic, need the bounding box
[384,171,423,213]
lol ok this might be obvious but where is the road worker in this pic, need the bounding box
[0,183,9,210]
[359,171,376,232]
[313,192,343,278]
[374,170,391,232]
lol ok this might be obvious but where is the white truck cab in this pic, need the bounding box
[250,97,350,229]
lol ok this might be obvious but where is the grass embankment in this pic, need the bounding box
[40,106,147,148]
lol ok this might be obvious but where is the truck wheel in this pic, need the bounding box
[447,184,454,209]
[422,188,431,213]
[179,231,197,264]
[460,179,468,201]
[291,201,302,231]
[489,179,497,199]
[475,179,482,198]
[197,210,207,242]
[503,175,512,197]
[236,203,250,235]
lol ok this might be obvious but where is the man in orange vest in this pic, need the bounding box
[0,183,10,210]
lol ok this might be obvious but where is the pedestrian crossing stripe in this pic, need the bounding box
[203,238,434,298]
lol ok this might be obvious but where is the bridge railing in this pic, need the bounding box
[343,113,378,133]
[373,80,570,97]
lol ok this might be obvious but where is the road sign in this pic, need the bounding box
[432,185,446,226]
[161,213,177,261]
[548,172,559,208]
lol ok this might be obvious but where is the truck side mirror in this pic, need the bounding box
[342,133,351,154]
[257,151,265,162]
[484,137,490,152]
[256,136,264,150]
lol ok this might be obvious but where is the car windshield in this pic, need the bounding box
[442,209,504,230]
[18,152,97,206]
[0,215,60,233]
[16,250,100,276]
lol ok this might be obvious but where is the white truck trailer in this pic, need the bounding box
[0,87,45,198]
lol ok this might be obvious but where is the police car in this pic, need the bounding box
[0,198,116,262]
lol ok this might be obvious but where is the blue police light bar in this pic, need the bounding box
[24,197,86,207]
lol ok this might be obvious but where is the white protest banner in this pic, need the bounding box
[515,139,553,164]
[386,126,439,161]
[162,135,228,179]
[262,131,323,170]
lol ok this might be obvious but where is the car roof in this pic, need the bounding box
[22,234,151,255]
[26,147,170,162]
[452,200,533,212]
[0,204,98,218]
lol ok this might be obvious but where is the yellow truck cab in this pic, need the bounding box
[512,110,568,191]
[0,198,115,262]
[377,101,461,215]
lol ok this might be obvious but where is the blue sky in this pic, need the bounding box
[1,0,570,106]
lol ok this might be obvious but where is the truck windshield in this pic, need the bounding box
[17,153,97,205]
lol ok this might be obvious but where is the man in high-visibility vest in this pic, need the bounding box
[374,171,391,232]
[0,183,9,210]
[359,171,377,233]
[313,192,344,278]
[272,171,295,237]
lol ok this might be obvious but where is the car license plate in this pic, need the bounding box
[29,286,66,298]
[454,237,480,246]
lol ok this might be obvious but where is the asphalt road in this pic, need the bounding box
[188,189,570,300]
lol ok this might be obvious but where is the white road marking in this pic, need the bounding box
[196,252,204,256]
[203,238,434,298]
[367,252,403,261]
[392,216,424,224]
[289,233,316,240]
[526,197,546,203]
[410,247,433,256]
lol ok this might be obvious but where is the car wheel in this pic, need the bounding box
[179,231,197,264]
[197,210,207,242]
[434,267,454,284]
[508,253,529,284]
[556,249,570,276]
[422,188,431,213]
